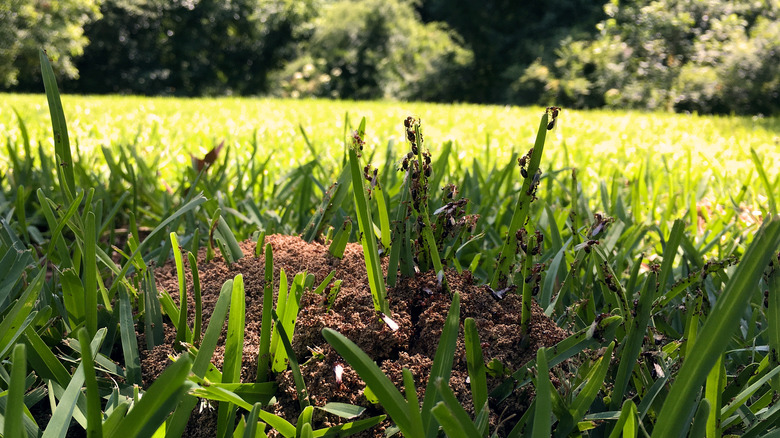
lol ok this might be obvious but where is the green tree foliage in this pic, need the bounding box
[0,0,101,88]
[68,0,315,95]
[520,0,780,114]
[420,0,605,103]
[271,0,473,101]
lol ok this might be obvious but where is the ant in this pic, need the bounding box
[546,106,561,130]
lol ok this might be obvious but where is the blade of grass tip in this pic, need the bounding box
[143,266,165,349]
[272,309,310,409]
[39,49,75,203]
[464,318,488,423]
[750,148,777,214]
[23,325,71,386]
[84,211,98,337]
[76,329,103,438]
[165,278,234,438]
[703,354,724,438]
[490,111,549,289]
[533,347,552,438]
[328,218,351,259]
[257,243,274,383]
[112,355,193,438]
[5,344,26,438]
[0,268,45,360]
[119,285,142,385]
[217,215,245,262]
[421,292,461,437]
[607,400,638,438]
[272,272,305,373]
[243,403,263,438]
[218,274,246,438]
[657,219,685,293]
[313,270,336,295]
[187,251,203,346]
[652,217,780,438]
[42,329,106,438]
[296,405,315,438]
[348,118,389,314]
[610,272,657,411]
[322,328,418,437]
[171,232,189,350]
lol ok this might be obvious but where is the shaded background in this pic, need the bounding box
[1,0,778,114]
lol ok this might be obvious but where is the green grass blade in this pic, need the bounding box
[188,252,203,346]
[43,329,106,438]
[171,232,189,349]
[608,400,638,438]
[111,356,193,438]
[374,183,391,249]
[555,341,615,437]
[302,166,352,243]
[23,325,71,386]
[143,266,165,349]
[464,318,488,424]
[0,268,45,360]
[328,218,351,259]
[272,272,304,373]
[243,403,263,438]
[118,285,142,386]
[218,274,247,438]
[84,211,98,337]
[387,171,411,287]
[750,148,777,214]
[166,278,234,438]
[533,347,552,438]
[296,405,314,438]
[657,219,685,292]
[257,243,274,383]
[216,215,245,262]
[272,309,310,409]
[490,112,548,289]
[652,217,780,438]
[421,292,461,437]
[767,261,780,392]
[77,329,103,438]
[322,328,418,437]
[5,343,26,438]
[39,49,75,202]
[704,354,724,438]
[610,272,657,410]
[348,117,388,314]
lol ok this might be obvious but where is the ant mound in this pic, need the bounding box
[140,234,568,437]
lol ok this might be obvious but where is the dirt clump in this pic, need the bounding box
[140,234,568,437]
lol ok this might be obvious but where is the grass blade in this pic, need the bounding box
[188,252,203,346]
[119,285,142,386]
[347,118,389,314]
[322,328,419,437]
[421,292,461,437]
[490,111,548,289]
[39,49,75,202]
[218,274,246,438]
[77,328,103,438]
[171,232,189,349]
[652,217,780,438]
[257,243,274,383]
[464,318,487,425]
[533,347,552,438]
[111,356,193,438]
[5,344,26,438]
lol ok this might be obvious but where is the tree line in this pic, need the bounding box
[1,0,777,114]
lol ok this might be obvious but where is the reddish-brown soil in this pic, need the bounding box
[140,234,568,437]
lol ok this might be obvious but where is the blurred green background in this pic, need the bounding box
[1,0,778,114]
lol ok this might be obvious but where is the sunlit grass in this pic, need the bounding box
[2,93,778,222]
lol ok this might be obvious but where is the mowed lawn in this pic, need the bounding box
[2,93,778,224]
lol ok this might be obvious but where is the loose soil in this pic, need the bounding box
[140,234,568,437]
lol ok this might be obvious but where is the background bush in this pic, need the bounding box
[519,0,780,114]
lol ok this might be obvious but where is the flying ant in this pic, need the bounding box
[546,106,561,130]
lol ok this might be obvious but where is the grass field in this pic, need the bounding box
[2,82,780,437]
